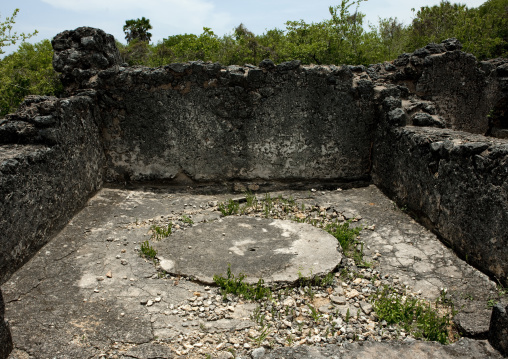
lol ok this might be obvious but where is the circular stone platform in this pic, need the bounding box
[153,217,342,285]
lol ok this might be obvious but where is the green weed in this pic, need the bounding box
[253,324,271,346]
[307,303,322,323]
[296,271,334,300]
[487,299,498,308]
[250,305,264,326]
[150,223,172,240]
[218,199,240,216]
[245,191,258,208]
[324,220,368,266]
[140,240,157,260]
[372,285,455,344]
[182,215,194,225]
[286,334,294,346]
[213,264,272,301]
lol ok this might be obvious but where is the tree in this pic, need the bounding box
[0,8,38,55]
[377,17,409,60]
[123,17,152,44]
[0,40,62,116]
[405,0,508,59]
[406,1,467,49]
[328,0,368,63]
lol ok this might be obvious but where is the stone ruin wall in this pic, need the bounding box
[95,61,376,183]
[0,27,507,291]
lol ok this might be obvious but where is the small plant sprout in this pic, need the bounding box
[307,303,322,323]
[213,264,271,300]
[218,199,240,216]
[286,334,294,346]
[140,240,157,260]
[150,223,172,240]
[182,215,193,225]
[253,324,271,346]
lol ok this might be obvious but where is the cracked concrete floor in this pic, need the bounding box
[2,184,504,358]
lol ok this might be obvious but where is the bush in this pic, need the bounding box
[0,40,62,117]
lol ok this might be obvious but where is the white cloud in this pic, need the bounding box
[41,0,233,41]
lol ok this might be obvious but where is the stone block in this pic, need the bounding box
[489,303,508,356]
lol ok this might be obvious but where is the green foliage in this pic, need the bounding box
[218,199,240,216]
[0,8,38,55]
[117,39,152,66]
[375,17,409,61]
[406,0,508,59]
[0,40,62,116]
[324,220,367,266]
[123,17,152,43]
[407,1,468,49]
[487,298,498,308]
[252,324,271,346]
[307,303,323,322]
[149,27,222,66]
[140,240,157,259]
[150,223,172,240]
[213,264,272,300]
[373,286,455,344]
[182,215,194,225]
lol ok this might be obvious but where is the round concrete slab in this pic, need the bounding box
[154,217,342,285]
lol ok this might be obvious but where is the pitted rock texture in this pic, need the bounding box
[52,27,121,91]
[372,125,508,286]
[368,39,505,135]
[154,217,342,284]
[93,62,376,183]
[0,95,105,284]
[489,303,508,356]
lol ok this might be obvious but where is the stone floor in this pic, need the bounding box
[2,184,506,358]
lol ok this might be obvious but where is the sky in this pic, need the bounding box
[1,0,488,56]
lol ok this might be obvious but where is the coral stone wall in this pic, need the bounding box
[0,26,507,291]
[93,62,377,182]
[0,95,104,284]
[372,125,508,285]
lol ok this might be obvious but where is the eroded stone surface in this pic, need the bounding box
[154,217,342,284]
[260,338,502,358]
[1,185,504,358]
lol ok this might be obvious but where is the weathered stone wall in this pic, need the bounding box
[372,86,508,286]
[52,27,122,93]
[0,95,105,285]
[91,62,376,183]
[367,39,506,135]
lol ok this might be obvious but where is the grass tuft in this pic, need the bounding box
[372,286,456,344]
[150,223,172,240]
[213,264,272,301]
[140,240,157,260]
